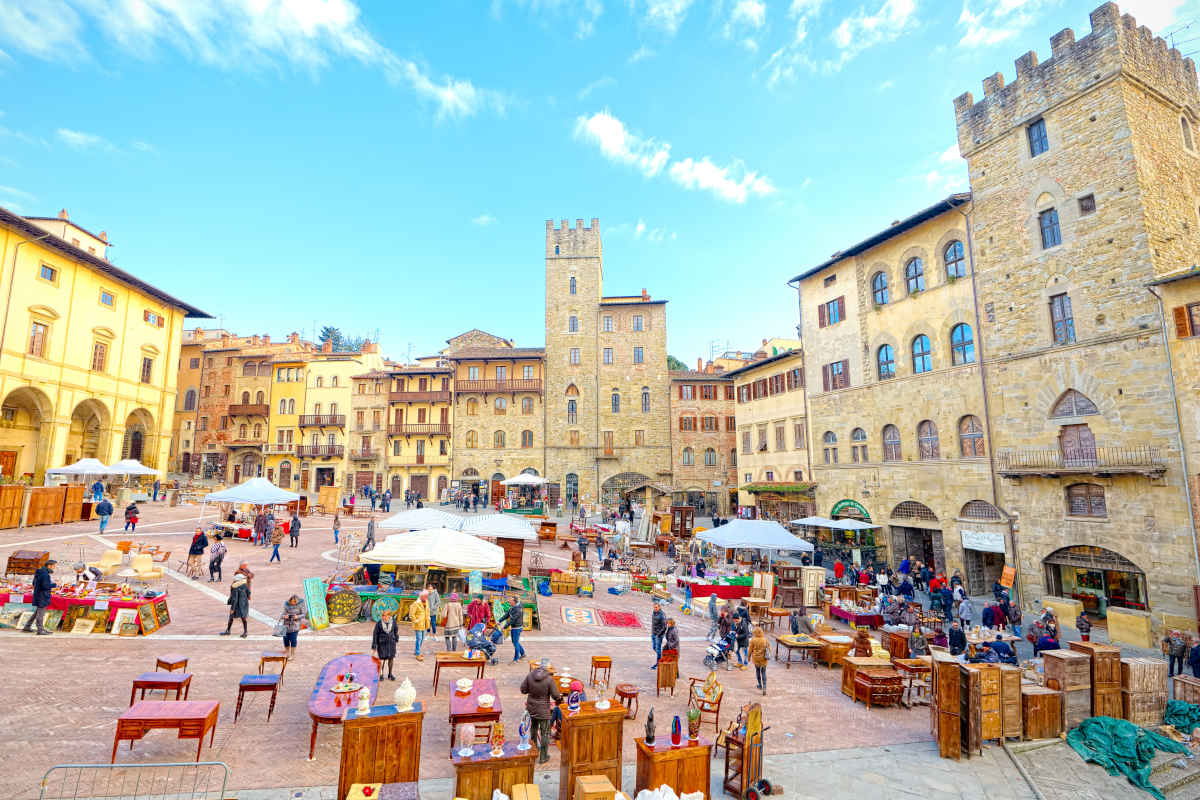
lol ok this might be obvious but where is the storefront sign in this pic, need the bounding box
[830,499,871,521]
[960,529,1005,553]
[1000,566,1016,588]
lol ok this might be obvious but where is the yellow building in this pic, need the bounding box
[0,207,207,482]
[386,362,453,501]
[264,356,307,487]
[307,343,383,495]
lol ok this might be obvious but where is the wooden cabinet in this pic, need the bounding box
[999,665,1022,740]
[452,744,535,800]
[27,487,66,526]
[1021,687,1062,740]
[1042,649,1090,690]
[1069,641,1121,718]
[960,664,1000,755]
[61,486,84,523]
[338,704,424,800]
[558,701,625,800]
[841,655,893,698]
[497,538,524,577]
[635,737,711,799]
[0,484,22,529]
[930,652,962,760]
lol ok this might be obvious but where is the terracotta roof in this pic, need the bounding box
[720,349,802,379]
[0,206,211,317]
[670,370,732,381]
[1148,266,1200,287]
[390,365,452,375]
[447,347,545,359]
[599,298,668,306]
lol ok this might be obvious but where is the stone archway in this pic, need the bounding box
[122,408,155,465]
[601,471,650,506]
[1043,545,1148,613]
[0,386,54,480]
[67,398,111,462]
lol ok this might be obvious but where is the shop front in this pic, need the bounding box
[744,482,815,524]
[821,499,882,566]
[1043,545,1148,616]
[960,528,1007,595]
[887,501,942,574]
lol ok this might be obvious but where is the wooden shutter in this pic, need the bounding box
[839,360,850,389]
[838,296,846,320]
[678,384,684,399]
[822,364,830,392]
[818,304,827,328]
[1174,306,1193,338]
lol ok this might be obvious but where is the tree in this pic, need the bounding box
[319,326,343,349]
[667,355,687,371]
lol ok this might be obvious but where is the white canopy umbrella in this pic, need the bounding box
[203,477,299,505]
[790,516,879,530]
[359,528,505,571]
[459,513,537,541]
[109,459,160,476]
[500,474,548,486]
[698,519,813,552]
[46,458,113,476]
[379,507,462,530]
[790,515,839,527]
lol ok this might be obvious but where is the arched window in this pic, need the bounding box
[521,397,533,414]
[1067,483,1107,517]
[730,448,737,467]
[822,431,837,464]
[1051,389,1099,418]
[961,500,1002,520]
[242,361,256,377]
[566,399,577,424]
[315,376,323,388]
[466,398,478,416]
[465,430,478,448]
[521,430,533,448]
[905,258,925,293]
[950,323,975,365]
[882,424,901,461]
[872,272,889,305]
[314,402,322,415]
[681,447,694,466]
[959,415,985,456]
[287,398,296,414]
[565,383,579,396]
[494,397,506,415]
[255,390,264,403]
[944,240,966,279]
[331,376,338,387]
[851,427,867,462]
[569,315,578,333]
[329,402,337,414]
[241,390,250,404]
[278,398,287,414]
[183,389,196,411]
[877,345,895,379]
[917,420,939,459]
[704,447,717,466]
[569,276,576,294]
[911,334,932,373]
[252,423,262,438]
[641,386,650,412]
[238,424,247,438]
[1184,116,1195,151]
[611,390,620,413]
[494,430,505,448]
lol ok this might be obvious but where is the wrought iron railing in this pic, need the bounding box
[298,414,345,427]
[996,446,1166,472]
[388,423,450,436]
[297,444,344,458]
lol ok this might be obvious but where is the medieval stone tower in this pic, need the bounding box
[543,219,672,506]
[954,2,1200,621]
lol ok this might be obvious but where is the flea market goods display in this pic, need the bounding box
[928,653,1019,759]
[1069,641,1122,719]
[0,577,169,635]
[1020,686,1063,740]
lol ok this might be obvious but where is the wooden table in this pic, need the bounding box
[130,671,192,705]
[965,631,1022,659]
[893,657,932,707]
[764,608,789,631]
[5,549,49,578]
[345,784,419,800]
[307,653,380,760]
[840,655,894,699]
[879,628,910,660]
[433,652,486,695]
[452,743,535,800]
[449,678,502,749]
[744,597,769,622]
[635,736,712,799]
[817,634,854,669]
[112,700,218,762]
[156,654,189,672]
[773,634,821,669]
[236,674,281,722]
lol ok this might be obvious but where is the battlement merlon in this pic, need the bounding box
[953,3,1200,157]
[545,217,602,257]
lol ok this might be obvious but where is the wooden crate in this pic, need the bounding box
[1069,640,1121,689]
[1121,657,1168,694]
[1062,686,1091,730]
[1042,649,1091,691]
[1174,675,1200,705]
[960,663,1001,756]
[1122,690,1166,727]
[1022,686,1063,739]
[1000,665,1022,740]
[1094,686,1123,719]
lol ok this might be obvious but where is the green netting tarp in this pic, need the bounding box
[1066,716,1189,800]
[1165,700,1200,733]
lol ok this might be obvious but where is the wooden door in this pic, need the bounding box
[300,468,309,490]
[1059,424,1096,466]
[410,475,428,498]
[415,440,425,464]
[0,451,16,478]
[602,431,614,456]
[558,703,624,800]
[391,476,404,497]
[233,465,241,483]
[355,471,374,492]
[437,475,447,497]
[0,484,22,528]
[62,486,84,523]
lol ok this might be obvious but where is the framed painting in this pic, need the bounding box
[41,608,63,631]
[16,611,33,630]
[70,618,96,635]
[138,603,158,635]
[87,607,110,633]
[61,603,87,631]
[118,621,140,636]
[112,608,139,631]
[153,598,170,628]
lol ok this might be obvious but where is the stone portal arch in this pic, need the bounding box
[122,408,155,464]
[67,398,111,461]
[0,386,53,480]
[601,471,650,505]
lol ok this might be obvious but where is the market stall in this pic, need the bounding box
[0,580,169,635]
[791,516,882,567]
[498,473,547,515]
[201,477,299,537]
[380,509,536,578]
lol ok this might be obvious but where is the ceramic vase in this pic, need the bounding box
[517,711,532,751]
[393,677,416,712]
[687,709,701,741]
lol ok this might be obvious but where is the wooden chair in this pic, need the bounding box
[656,651,679,696]
[150,550,171,563]
[688,674,724,732]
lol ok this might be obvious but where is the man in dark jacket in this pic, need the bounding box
[289,512,301,547]
[520,666,561,764]
[24,559,56,634]
[95,497,114,533]
[650,601,666,668]
[948,621,967,656]
[506,596,526,662]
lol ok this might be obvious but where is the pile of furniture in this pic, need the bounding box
[929,653,1021,759]
[1069,641,1121,718]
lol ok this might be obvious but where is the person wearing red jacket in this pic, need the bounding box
[833,560,845,582]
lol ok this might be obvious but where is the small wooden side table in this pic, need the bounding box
[130,672,192,705]
[452,743,536,800]
[590,656,612,687]
[615,684,640,719]
[156,654,189,672]
[236,674,281,722]
[635,736,712,799]
[433,652,486,695]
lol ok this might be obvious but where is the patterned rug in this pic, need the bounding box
[560,607,600,626]
[598,610,643,629]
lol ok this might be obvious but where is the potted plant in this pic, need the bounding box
[687,706,701,741]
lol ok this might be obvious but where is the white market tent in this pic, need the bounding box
[790,516,880,530]
[459,513,537,541]
[46,458,113,476]
[109,459,161,476]
[204,477,299,506]
[379,508,462,531]
[500,474,548,487]
[698,519,813,552]
[359,529,505,572]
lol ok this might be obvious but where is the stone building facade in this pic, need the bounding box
[669,366,737,514]
[543,219,672,507]
[385,363,453,501]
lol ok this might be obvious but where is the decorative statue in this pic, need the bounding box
[456,724,477,758]
[517,711,532,751]
[671,714,682,747]
[393,677,416,712]
[355,686,371,716]
[645,708,655,745]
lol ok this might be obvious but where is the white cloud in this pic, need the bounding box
[759,0,822,87]
[630,218,671,242]
[0,184,35,202]
[0,0,502,120]
[877,78,894,91]
[828,0,916,70]
[730,0,766,29]
[132,139,157,154]
[668,156,776,203]
[492,0,604,39]
[635,219,647,237]
[637,0,696,35]
[56,127,113,150]
[628,44,655,63]
[578,76,616,100]
[573,110,671,177]
[954,0,1079,50]
[472,213,498,226]
[1122,0,1188,32]
[938,144,960,164]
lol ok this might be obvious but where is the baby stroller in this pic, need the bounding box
[704,632,737,670]
[466,623,501,665]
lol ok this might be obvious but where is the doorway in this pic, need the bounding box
[964,548,1005,595]
[889,525,944,573]
[410,474,429,499]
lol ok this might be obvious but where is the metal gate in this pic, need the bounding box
[40,762,228,800]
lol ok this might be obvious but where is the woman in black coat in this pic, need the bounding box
[372,609,399,680]
[220,575,250,638]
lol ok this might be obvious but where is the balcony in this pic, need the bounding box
[228,438,265,449]
[350,448,380,460]
[456,379,542,394]
[228,403,269,417]
[297,444,345,459]
[390,390,451,403]
[263,443,296,455]
[298,414,345,427]
[388,423,451,436]
[996,446,1167,478]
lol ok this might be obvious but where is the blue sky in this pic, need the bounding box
[0,0,1194,364]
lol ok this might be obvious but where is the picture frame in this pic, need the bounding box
[61,603,87,631]
[138,603,158,635]
[119,621,140,636]
[86,607,110,633]
[70,618,96,635]
[41,608,63,632]
[112,607,139,633]
[153,598,170,628]
[16,611,34,630]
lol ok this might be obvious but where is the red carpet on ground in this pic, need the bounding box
[598,610,643,629]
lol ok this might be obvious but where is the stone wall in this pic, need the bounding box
[669,373,737,512]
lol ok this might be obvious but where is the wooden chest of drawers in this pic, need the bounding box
[852,669,903,709]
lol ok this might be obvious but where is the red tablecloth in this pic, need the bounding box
[830,605,883,628]
[20,593,157,622]
[678,580,753,600]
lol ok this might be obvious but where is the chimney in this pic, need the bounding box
[220,334,231,347]
[761,338,767,347]
[321,339,333,354]
[363,341,379,354]
[251,335,261,345]
[58,208,69,220]
[193,327,204,338]
[288,332,300,344]
[641,289,649,301]
[697,357,703,371]
[262,335,270,344]
[99,231,108,243]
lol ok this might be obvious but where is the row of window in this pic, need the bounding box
[463,365,536,381]
[678,383,734,401]
[464,397,536,415]
[567,346,645,364]
[736,368,803,403]
[741,421,807,454]
[744,469,804,484]
[820,416,985,464]
[869,241,967,306]
[679,415,736,432]
[463,430,537,448]
[679,447,730,467]
[28,321,156,383]
[567,313,645,332]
